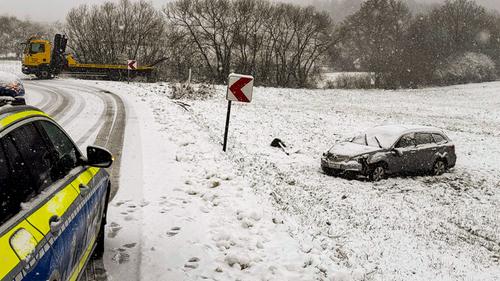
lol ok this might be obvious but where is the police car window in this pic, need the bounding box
[0,136,39,224]
[0,146,16,225]
[415,133,434,146]
[37,121,80,178]
[5,123,53,194]
[395,134,414,148]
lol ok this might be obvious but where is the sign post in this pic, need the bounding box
[222,100,232,152]
[223,73,254,152]
[127,60,137,83]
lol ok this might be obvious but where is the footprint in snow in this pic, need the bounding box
[160,208,171,214]
[123,243,137,249]
[112,251,130,264]
[167,226,181,237]
[108,222,122,238]
[184,257,200,269]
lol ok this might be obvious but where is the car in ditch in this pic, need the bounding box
[0,71,26,106]
[321,125,456,181]
[0,105,113,281]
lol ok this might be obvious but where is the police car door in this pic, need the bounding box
[36,120,103,281]
[0,119,88,281]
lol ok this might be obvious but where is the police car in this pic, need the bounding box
[0,106,113,281]
[0,72,26,106]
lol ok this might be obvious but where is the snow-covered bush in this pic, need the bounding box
[433,52,497,85]
[325,73,374,89]
[170,83,215,100]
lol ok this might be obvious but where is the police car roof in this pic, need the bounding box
[0,105,44,116]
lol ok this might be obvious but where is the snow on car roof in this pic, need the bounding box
[364,125,443,148]
[0,71,21,84]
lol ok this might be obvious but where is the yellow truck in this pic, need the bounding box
[22,34,155,80]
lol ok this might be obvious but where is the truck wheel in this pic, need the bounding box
[37,70,51,79]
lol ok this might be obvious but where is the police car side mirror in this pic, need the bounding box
[86,146,113,168]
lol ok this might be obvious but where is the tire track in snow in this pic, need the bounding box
[24,82,74,120]
[22,79,127,281]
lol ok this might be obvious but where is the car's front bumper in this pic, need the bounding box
[321,157,363,172]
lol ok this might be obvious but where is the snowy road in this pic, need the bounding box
[23,79,126,281]
[24,79,125,200]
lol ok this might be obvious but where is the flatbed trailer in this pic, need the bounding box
[63,55,153,80]
[22,34,154,81]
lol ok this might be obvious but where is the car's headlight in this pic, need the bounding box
[351,155,368,163]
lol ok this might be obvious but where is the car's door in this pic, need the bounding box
[35,120,105,281]
[0,122,64,281]
[0,119,91,281]
[389,133,417,173]
[414,132,436,171]
[0,142,46,281]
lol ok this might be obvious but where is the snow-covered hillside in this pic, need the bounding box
[103,81,500,280]
[2,56,498,279]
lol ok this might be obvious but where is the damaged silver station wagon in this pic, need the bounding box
[321,125,457,181]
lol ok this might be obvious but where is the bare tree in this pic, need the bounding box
[341,0,411,87]
[165,0,333,87]
[0,16,52,59]
[65,0,166,65]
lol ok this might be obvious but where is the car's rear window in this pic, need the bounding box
[432,134,447,144]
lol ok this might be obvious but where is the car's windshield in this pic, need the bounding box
[351,133,388,148]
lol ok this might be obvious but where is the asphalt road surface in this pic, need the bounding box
[24,79,126,281]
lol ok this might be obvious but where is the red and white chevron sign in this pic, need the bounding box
[127,60,137,70]
[227,74,254,103]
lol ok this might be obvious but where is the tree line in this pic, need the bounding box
[337,0,500,88]
[64,0,332,87]
[3,0,500,88]
[0,16,55,59]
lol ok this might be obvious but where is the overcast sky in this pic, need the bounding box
[0,0,166,22]
[0,0,499,23]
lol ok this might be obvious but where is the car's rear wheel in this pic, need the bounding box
[93,217,106,259]
[432,159,447,176]
[369,164,386,181]
[93,185,110,259]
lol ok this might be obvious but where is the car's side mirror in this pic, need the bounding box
[86,146,113,168]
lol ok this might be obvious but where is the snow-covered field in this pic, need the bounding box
[104,81,500,281]
[2,59,499,280]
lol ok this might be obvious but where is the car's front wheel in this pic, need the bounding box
[432,159,447,176]
[369,164,386,181]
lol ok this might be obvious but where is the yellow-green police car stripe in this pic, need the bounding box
[0,110,101,280]
[26,184,80,236]
[69,235,97,281]
[0,168,100,280]
[0,110,49,129]
[26,167,99,236]
[0,221,45,280]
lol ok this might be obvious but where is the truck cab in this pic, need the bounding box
[22,38,53,79]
